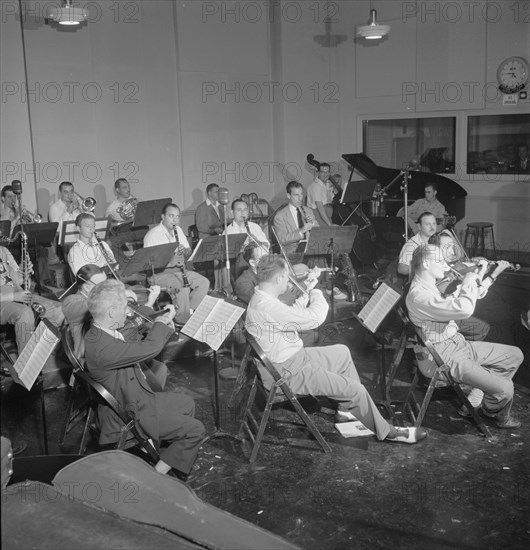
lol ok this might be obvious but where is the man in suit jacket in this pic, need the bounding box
[273,181,317,256]
[195,183,225,239]
[84,279,205,480]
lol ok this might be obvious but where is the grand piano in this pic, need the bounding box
[342,153,467,221]
[341,153,468,262]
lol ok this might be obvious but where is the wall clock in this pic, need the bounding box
[497,56,528,94]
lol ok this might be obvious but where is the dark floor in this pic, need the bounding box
[2,270,530,550]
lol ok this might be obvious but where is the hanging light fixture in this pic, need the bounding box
[47,0,89,25]
[356,8,390,40]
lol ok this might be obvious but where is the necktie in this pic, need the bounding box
[297,208,304,229]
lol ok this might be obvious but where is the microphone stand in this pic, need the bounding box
[222,203,231,297]
[401,168,411,241]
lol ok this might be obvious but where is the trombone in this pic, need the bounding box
[73,192,97,213]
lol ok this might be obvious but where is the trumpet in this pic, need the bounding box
[18,206,43,224]
[116,197,138,221]
[73,193,96,213]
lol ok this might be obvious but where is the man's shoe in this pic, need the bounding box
[334,410,358,423]
[386,427,428,444]
[326,288,347,301]
[482,409,521,429]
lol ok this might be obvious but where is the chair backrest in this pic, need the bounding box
[245,331,283,383]
[60,324,160,462]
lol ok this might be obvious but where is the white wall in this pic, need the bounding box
[1,0,528,255]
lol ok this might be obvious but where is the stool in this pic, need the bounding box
[464,222,497,260]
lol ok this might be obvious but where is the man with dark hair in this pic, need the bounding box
[195,183,225,239]
[511,143,529,173]
[397,182,448,235]
[0,184,19,224]
[85,279,205,480]
[273,181,317,256]
[406,244,522,428]
[397,211,437,278]
[144,203,209,324]
[245,254,428,444]
[307,162,335,227]
[48,181,81,224]
[106,178,138,227]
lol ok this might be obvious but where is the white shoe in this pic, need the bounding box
[326,288,348,301]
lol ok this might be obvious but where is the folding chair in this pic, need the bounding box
[234,331,331,463]
[403,319,492,438]
[59,325,161,461]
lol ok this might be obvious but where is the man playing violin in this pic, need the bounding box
[85,279,205,481]
[62,264,168,391]
[397,182,448,236]
[307,162,336,227]
[428,230,492,342]
[246,254,428,444]
[397,211,437,278]
[406,244,522,429]
[143,203,209,324]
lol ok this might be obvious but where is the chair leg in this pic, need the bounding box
[59,380,78,446]
[79,406,95,455]
[414,369,442,428]
[449,377,493,438]
[280,382,332,454]
[228,344,251,409]
[249,386,278,463]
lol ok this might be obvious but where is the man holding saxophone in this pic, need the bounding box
[143,203,209,324]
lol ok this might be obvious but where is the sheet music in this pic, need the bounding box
[187,239,204,263]
[10,322,60,390]
[358,283,401,333]
[181,295,245,351]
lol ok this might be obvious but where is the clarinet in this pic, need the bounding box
[94,234,121,280]
[173,226,191,287]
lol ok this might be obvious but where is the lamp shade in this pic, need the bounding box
[356,9,390,40]
[47,2,88,25]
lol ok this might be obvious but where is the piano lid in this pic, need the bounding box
[342,153,467,200]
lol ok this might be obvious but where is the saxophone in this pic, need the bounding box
[173,226,191,287]
[0,232,46,316]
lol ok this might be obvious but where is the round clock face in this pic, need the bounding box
[497,56,528,94]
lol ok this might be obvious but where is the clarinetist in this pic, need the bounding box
[143,203,209,324]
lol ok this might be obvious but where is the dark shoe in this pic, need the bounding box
[386,427,428,444]
[481,408,521,429]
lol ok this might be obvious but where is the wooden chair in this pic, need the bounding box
[232,331,331,463]
[402,317,492,438]
[59,324,161,461]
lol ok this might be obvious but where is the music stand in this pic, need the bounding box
[188,234,247,265]
[60,218,109,251]
[117,242,179,279]
[304,226,358,321]
[132,198,172,228]
[12,222,58,295]
[339,179,378,226]
[0,220,11,237]
[180,295,245,441]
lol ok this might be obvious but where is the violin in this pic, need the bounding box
[437,259,520,297]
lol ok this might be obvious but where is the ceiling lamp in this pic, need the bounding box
[356,9,390,40]
[47,0,88,25]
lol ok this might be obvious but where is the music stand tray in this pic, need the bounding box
[188,234,247,264]
[132,198,172,228]
[304,226,358,257]
[340,179,378,204]
[118,242,178,278]
[12,223,58,246]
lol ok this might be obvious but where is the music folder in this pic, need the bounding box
[132,198,172,228]
[340,179,379,204]
[188,234,247,264]
[117,242,178,278]
[304,226,357,257]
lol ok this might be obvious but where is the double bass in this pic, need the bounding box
[306,154,379,267]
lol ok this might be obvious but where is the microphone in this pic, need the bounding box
[218,187,230,205]
[12,180,22,195]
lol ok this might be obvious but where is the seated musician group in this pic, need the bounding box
[1,163,525,491]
